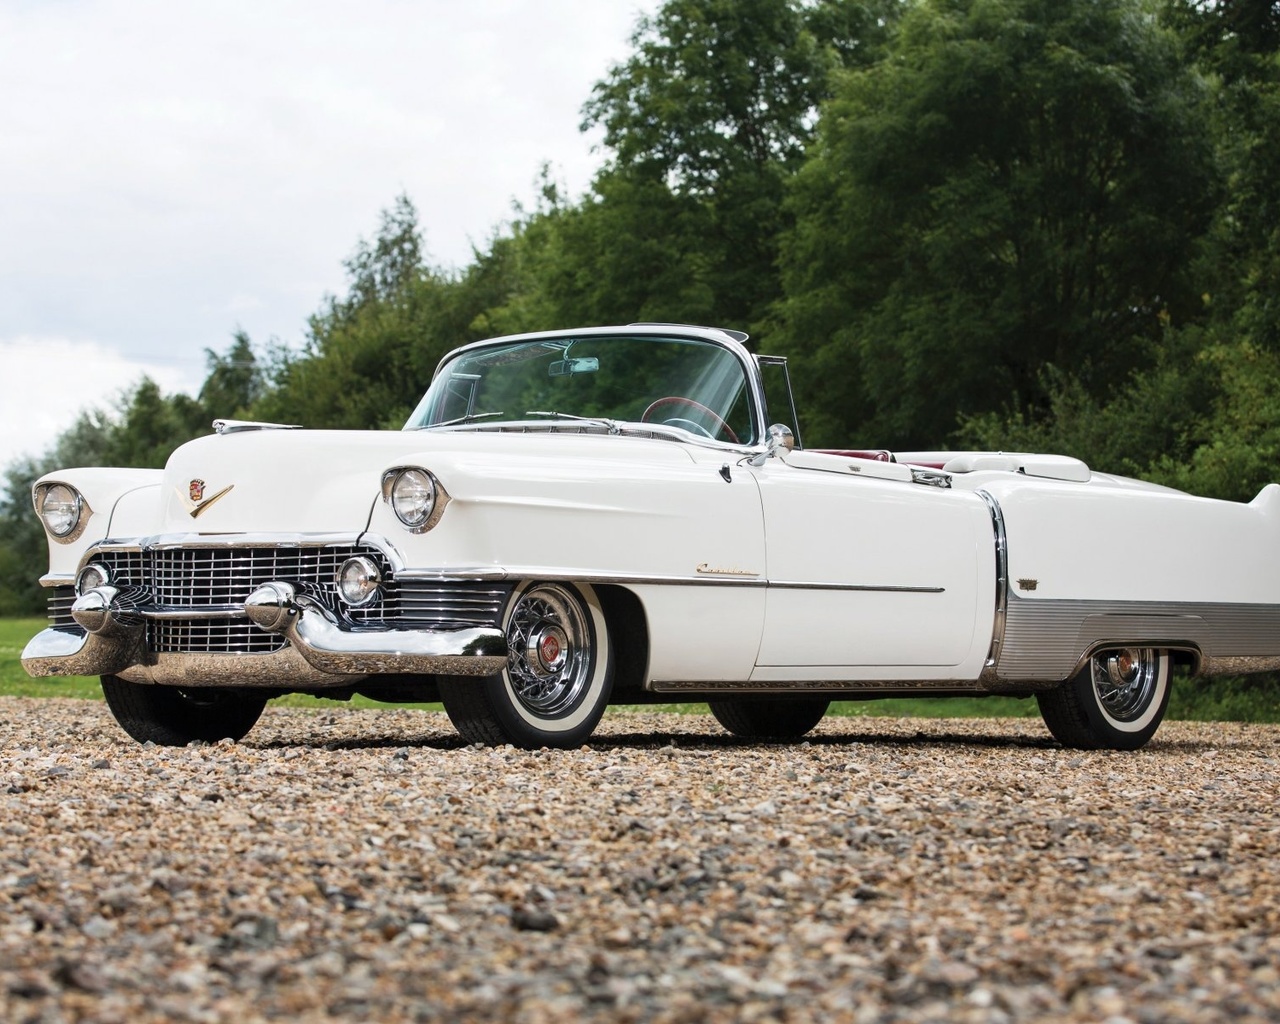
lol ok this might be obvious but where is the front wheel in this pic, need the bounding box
[1036,648,1172,750]
[101,676,267,746]
[439,582,613,749]
[709,698,830,740]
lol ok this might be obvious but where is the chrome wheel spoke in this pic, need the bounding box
[1091,648,1159,722]
[504,585,592,716]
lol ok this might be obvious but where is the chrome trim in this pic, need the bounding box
[21,624,141,678]
[244,581,507,677]
[395,565,944,593]
[212,418,302,434]
[39,573,76,588]
[650,679,985,694]
[140,606,247,620]
[975,490,1008,683]
[910,467,952,488]
[767,581,945,594]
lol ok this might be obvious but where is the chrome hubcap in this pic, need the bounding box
[506,585,591,716]
[1093,647,1159,722]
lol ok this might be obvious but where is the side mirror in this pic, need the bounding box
[766,423,796,454]
[748,424,796,466]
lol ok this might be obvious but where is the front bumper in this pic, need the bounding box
[22,581,509,687]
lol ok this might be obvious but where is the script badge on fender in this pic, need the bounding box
[177,479,234,519]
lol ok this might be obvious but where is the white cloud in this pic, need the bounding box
[0,337,200,471]
[0,0,656,468]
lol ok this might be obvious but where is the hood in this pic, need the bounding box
[160,427,697,535]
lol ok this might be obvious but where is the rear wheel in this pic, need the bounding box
[101,675,267,746]
[439,582,613,749]
[709,698,830,740]
[1036,648,1171,750]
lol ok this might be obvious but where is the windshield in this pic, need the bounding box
[404,334,756,445]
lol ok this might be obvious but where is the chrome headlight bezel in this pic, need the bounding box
[75,563,112,595]
[35,482,90,543]
[336,556,382,607]
[380,467,449,534]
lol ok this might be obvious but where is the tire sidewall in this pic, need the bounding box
[1077,651,1171,749]
[485,582,613,747]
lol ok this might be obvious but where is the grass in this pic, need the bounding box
[4,616,1278,721]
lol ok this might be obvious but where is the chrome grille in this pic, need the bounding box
[387,581,510,629]
[92,545,388,611]
[47,587,76,627]
[149,618,285,655]
[82,543,510,656]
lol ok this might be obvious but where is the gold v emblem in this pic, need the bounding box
[176,483,234,519]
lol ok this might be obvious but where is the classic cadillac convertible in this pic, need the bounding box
[22,325,1280,750]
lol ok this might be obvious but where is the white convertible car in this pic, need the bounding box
[22,325,1280,750]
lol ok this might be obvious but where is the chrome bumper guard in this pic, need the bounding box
[21,582,509,687]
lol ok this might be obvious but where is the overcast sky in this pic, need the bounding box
[0,0,658,471]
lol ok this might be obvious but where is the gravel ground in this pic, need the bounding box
[1,698,1278,1024]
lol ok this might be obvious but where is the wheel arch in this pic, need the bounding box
[1066,640,1202,681]
[595,584,650,702]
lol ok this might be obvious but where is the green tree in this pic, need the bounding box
[778,0,1218,448]
[199,330,264,420]
[543,0,899,331]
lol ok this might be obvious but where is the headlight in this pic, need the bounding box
[76,563,111,595]
[390,468,437,531]
[337,556,381,606]
[39,483,83,538]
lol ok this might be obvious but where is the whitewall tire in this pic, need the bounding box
[1037,648,1172,750]
[439,582,614,749]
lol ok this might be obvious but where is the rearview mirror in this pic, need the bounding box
[548,357,599,377]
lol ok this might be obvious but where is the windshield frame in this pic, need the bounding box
[405,325,768,448]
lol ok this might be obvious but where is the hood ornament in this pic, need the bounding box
[178,479,234,519]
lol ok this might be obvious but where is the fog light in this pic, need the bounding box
[76,563,111,595]
[337,556,381,606]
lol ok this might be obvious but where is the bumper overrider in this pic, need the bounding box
[21,582,509,687]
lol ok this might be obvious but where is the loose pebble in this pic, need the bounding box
[1,697,1278,1022]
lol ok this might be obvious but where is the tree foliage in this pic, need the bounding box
[778,0,1218,448]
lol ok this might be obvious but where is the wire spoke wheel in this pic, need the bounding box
[505,585,592,716]
[1092,648,1162,722]
[439,581,614,749]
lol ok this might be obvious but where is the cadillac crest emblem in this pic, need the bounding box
[177,479,233,518]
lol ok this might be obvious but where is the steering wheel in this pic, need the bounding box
[641,396,739,443]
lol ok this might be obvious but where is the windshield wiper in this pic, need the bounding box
[431,411,505,428]
[525,410,621,435]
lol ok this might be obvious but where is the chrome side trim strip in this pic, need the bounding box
[767,581,945,594]
[650,678,984,694]
[975,489,1008,682]
[396,566,944,593]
